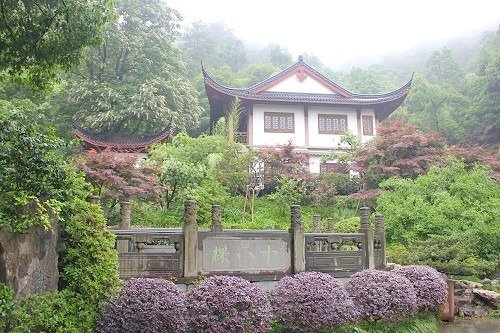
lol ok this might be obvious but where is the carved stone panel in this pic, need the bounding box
[199,232,291,275]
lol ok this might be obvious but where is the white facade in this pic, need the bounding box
[265,74,338,95]
[249,102,376,173]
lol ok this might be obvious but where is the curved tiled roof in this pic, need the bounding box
[202,59,412,115]
[74,122,171,152]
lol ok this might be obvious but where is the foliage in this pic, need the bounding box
[96,278,187,333]
[258,141,310,187]
[76,149,164,201]
[52,0,202,136]
[0,284,15,333]
[353,120,446,190]
[268,177,307,215]
[0,108,70,232]
[346,270,417,321]
[394,233,499,277]
[59,198,119,305]
[377,161,499,276]
[187,275,272,333]
[448,144,500,179]
[0,0,114,90]
[270,272,358,332]
[148,133,251,210]
[5,290,96,333]
[393,266,448,311]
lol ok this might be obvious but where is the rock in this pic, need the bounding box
[454,280,483,290]
[473,289,500,309]
[492,279,499,286]
[483,278,492,285]
[457,304,488,318]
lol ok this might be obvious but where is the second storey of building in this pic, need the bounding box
[203,56,412,153]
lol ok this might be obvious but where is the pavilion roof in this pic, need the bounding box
[74,123,171,152]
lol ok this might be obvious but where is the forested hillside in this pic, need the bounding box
[1,0,498,148]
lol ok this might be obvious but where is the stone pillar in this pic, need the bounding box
[211,204,223,232]
[440,279,455,322]
[119,201,131,229]
[327,218,334,233]
[374,213,387,269]
[359,207,374,269]
[290,205,305,274]
[312,215,321,233]
[183,200,198,278]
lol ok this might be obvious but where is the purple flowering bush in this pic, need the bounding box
[270,271,358,332]
[187,275,272,333]
[95,278,187,333]
[346,269,417,321]
[393,265,448,311]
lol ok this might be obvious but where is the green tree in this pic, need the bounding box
[0,0,114,90]
[51,0,202,136]
[378,161,500,276]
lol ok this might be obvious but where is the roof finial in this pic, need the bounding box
[298,55,303,62]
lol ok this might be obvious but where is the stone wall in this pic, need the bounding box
[0,219,59,298]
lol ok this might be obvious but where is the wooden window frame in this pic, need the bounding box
[264,112,295,133]
[362,115,374,136]
[318,114,348,134]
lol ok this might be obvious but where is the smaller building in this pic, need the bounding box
[203,56,412,173]
[74,123,171,157]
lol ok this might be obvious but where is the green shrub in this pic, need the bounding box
[0,284,15,333]
[378,161,500,277]
[60,198,120,304]
[8,290,96,333]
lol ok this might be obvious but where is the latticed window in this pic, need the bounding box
[318,114,348,134]
[264,112,294,133]
[362,115,374,136]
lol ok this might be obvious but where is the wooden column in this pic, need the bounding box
[304,105,309,148]
[247,104,253,146]
[356,108,362,143]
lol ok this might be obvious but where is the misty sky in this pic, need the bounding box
[168,0,499,68]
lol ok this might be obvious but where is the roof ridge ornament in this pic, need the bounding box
[298,55,304,62]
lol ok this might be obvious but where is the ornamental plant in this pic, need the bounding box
[96,278,188,333]
[270,271,358,332]
[186,275,272,333]
[346,269,417,321]
[393,265,448,311]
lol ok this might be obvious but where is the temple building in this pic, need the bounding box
[203,56,412,173]
[74,123,172,155]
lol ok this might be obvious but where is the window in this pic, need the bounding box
[362,115,374,136]
[318,114,348,134]
[264,112,294,133]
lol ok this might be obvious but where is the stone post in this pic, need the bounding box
[183,200,198,278]
[312,215,321,233]
[359,207,374,269]
[211,204,223,232]
[119,201,131,229]
[326,218,334,233]
[290,205,305,274]
[374,213,387,269]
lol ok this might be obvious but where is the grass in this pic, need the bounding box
[270,312,440,333]
[130,195,361,232]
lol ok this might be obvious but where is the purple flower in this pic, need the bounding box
[187,275,272,333]
[393,265,448,311]
[271,271,358,332]
[346,269,417,321]
[96,278,187,333]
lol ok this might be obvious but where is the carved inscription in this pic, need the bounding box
[201,236,290,274]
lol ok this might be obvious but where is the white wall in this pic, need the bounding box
[266,74,336,94]
[309,155,322,173]
[308,106,358,148]
[252,104,305,146]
